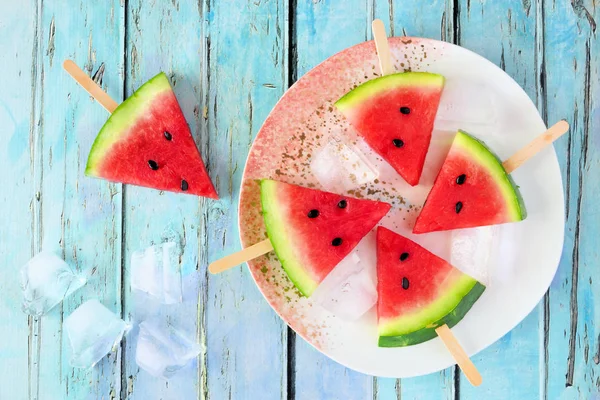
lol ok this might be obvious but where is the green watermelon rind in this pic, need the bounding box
[85,72,172,176]
[334,72,445,112]
[455,130,527,221]
[378,272,478,336]
[378,282,485,347]
[259,179,318,297]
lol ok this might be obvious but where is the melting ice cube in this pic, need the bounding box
[310,136,379,192]
[20,251,87,316]
[135,319,202,379]
[130,242,182,304]
[64,299,129,368]
[434,78,498,133]
[450,227,496,285]
[311,247,377,321]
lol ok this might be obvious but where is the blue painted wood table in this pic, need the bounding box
[0,1,598,399]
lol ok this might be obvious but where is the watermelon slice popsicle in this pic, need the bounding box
[376,226,484,385]
[63,60,218,199]
[334,20,445,187]
[413,121,570,233]
[209,179,391,297]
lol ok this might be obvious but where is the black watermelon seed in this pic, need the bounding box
[164,131,173,141]
[400,252,409,261]
[455,201,463,214]
[332,237,343,246]
[307,209,319,218]
[400,107,411,115]
[148,160,158,170]
[337,199,347,209]
[402,277,410,290]
[392,139,405,148]
[456,174,466,185]
[181,180,189,191]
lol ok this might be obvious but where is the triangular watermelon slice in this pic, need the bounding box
[335,72,445,186]
[413,130,525,234]
[86,73,218,199]
[376,227,485,347]
[260,179,391,297]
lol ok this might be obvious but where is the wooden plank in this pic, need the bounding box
[121,1,204,398]
[295,0,372,77]
[543,1,599,398]
[30,1,125,399]
[0,1,40,399]
[203,0,288,399]
[375,0,453,42]
[295,339,375,400]
[461,311,542,399]
[458,0,538,95]
[373,1,454,398]
[457,1,542,398]
[292,1,375,399]
[377,372,455,400]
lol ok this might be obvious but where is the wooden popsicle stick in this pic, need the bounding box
[502,120,569,174]
[209,239,274,274]
[435,324,482,386]
[63,59,119,113]
[372,19,395,76]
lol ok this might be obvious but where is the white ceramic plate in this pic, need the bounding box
[237,38,564,377]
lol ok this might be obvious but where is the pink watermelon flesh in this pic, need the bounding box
[377,226,484,347]
[413,130,525,234]
[86,73,218,199]
[335,72,445,186]
[260,179,391,297]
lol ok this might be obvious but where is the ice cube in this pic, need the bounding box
[310,136,379,192]
[64,299,129,368]
[311,245,377,321]
[130,242,182,304]
[135,319,201,379]
[450,227,496,285]
[434,78,498,132]
[20,251,87,316]
[131,246,162,299]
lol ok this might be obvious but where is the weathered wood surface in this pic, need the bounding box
[0,0,597,399]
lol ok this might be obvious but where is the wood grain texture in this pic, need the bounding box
[0,1,39,399]
[544,1,599,399]
[27,1,125,399]
[203,0,288,399]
